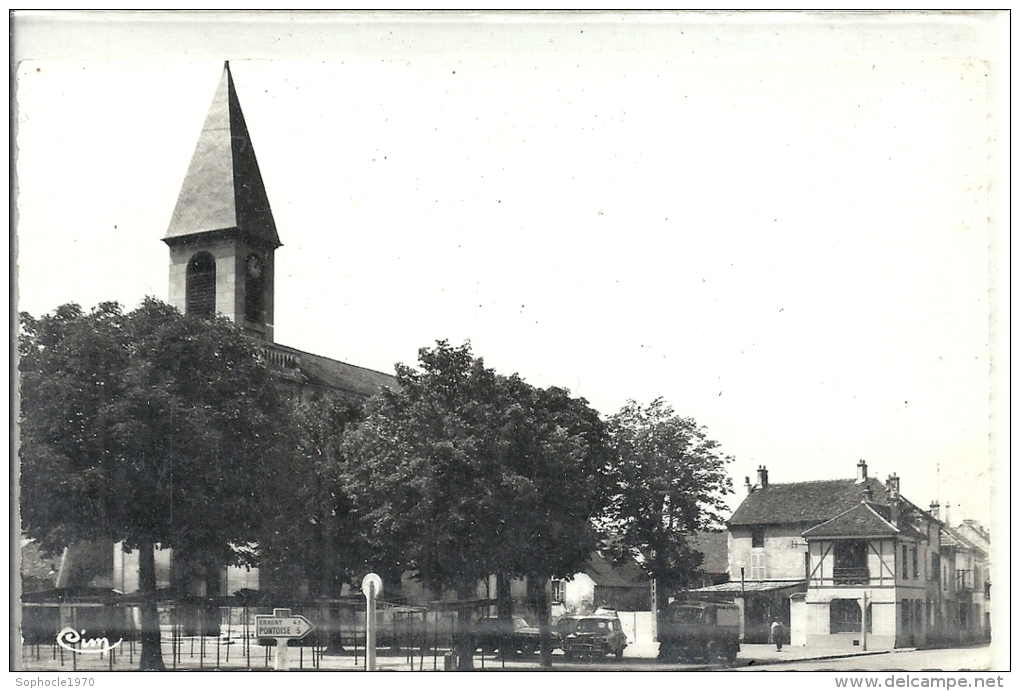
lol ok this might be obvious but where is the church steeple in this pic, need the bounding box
[164,62,280,342]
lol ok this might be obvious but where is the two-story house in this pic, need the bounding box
[936,517,990,644]
[695,461,887,643]
[799,474,940,650]
[693,460,950,649]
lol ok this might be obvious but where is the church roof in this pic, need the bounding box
[165,62,281,249]
[728,477,889,527]
[270,341,398,399]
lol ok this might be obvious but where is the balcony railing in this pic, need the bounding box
[260,344,300,371]
[833,567,870,585]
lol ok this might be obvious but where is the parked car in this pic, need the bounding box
[656,600,740,664]
[472,615,554,655]
[557,613,628,660]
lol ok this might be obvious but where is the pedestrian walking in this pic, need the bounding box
[770,620,785,652]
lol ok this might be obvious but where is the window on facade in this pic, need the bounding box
[932,553,940,583]
[244,254,265,323]
[833,540,869,585]
[912,546,919,579]
[750,551,766,580]
[902,545,909,579]
[751,527,765,548]
[915,599,923,629]
[186,252,216,318]
[551,579,566,604]
[830,599,869,634]
[902,599,910,629]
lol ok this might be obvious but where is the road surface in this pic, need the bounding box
[736,646,995,672]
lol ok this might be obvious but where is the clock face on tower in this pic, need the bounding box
[245,254,265,324]
[246,254,263,279]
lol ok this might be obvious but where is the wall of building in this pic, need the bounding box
[112,543,172,593]
[167,235,275,342]
[808,538,898,587]
[562,572,596,614]
[729,524,810,581]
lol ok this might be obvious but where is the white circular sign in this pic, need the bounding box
[361,572,383,598]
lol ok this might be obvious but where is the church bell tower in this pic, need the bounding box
[164,62,281,343]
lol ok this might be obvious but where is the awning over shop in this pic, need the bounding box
[689,579,805,594]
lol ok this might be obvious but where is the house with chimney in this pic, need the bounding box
[691,460,946,649]
[799,473,941,650]
[931,509,991,645]
[953,519,991,641]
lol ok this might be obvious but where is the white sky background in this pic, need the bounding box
[13,12,1005,529]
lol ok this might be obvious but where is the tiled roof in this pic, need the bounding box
[955,521,990,551]
[165,63,281,249]
[803,501,928,541]
[728,477,889,527]
[687,531,729,575]
[298,349,398,397]
[583,552,649,588]
[269,341,397,398]
[940,525,986,556]
[802,502,899,538]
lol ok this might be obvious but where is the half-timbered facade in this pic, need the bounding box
[800,474,940,650]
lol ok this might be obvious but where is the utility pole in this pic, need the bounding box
[650,578,658,642]
[861,592,868,651]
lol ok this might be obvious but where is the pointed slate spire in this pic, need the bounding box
[165,62,281,249]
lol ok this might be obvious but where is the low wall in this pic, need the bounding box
[616,611,654,644]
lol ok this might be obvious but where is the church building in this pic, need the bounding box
[163,61,397,407]
[49,62,397,598]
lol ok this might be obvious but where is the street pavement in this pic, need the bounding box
[18,637,995,672]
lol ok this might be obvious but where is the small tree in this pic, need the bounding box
[604,398,734,596]
[19,299,289,670]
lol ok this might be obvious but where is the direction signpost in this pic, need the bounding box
[254,608,315,671]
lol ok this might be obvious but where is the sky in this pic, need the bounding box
[12,12,1006,529]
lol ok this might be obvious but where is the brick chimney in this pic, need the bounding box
[756,465,769,488]
[856,459,868,483]
[887,474,900,527]
[744,476,753,494]
[929,501,940,521]
[862,485,874,503]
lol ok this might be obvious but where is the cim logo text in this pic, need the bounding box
[56,627,123,654]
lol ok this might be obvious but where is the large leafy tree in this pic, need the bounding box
[488,376,612,667]
[339,341,611,668]
[18,298,290,670]
[257,393,373,604]
[603,398,734,596]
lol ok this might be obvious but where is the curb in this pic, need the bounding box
[740,648,917,667]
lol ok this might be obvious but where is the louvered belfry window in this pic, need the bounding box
[186,252,216,318]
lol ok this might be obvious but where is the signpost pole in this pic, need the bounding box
[361,573,383,672]
[367,582,377,671]
[276,638,289,671]
[861,592,868,652]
